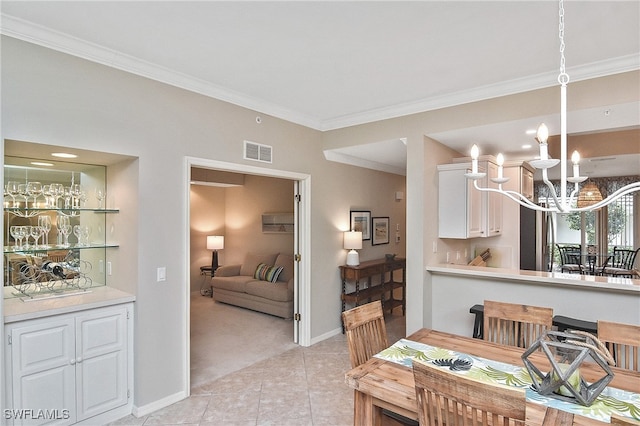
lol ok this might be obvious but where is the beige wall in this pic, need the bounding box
[189,184,225,292]
[1,36,406,410]
[322,70,640,335]
[224,175,294,265]
[189,176,295,292]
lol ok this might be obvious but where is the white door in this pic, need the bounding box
[76,306,128,422]
[9,318,76,426]
[293,181,300,344]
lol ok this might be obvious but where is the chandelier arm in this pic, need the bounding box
[473,182,557,212]
[566,182,580,208]
[541,169,568,212]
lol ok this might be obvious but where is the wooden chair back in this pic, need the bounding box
[342,301,388,368]
[412,358,526,426]
[598,320,640,371]
[483,300,553,348]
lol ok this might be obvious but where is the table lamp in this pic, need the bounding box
[207,235,224,271]
[344,231,362,266]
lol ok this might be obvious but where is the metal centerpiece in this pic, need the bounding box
[521,330,615,406]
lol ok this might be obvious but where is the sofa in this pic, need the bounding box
[210,252,294,319]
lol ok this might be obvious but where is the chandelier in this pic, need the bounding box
[465,0,640,213]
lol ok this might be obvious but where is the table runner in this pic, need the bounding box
[375,338,640,422]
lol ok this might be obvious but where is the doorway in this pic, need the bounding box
[183,156,311,394]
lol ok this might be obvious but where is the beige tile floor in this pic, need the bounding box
[111,298,406,425]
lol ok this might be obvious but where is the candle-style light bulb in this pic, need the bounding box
[470,144,479,174]
[496,153,504,179]
[536,123,549,160]
[571,150,580,177]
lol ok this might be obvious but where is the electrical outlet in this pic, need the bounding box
[107,262,112,276]
[432,241,437,253]
[446,252,450,263]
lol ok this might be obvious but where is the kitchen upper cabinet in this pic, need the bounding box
[438,160,502,239]
[503,162,535,201]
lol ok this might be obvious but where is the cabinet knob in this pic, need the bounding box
[70,359,76,365]
[76,357,83,363]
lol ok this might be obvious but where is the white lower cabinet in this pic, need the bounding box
[5,303,133,426]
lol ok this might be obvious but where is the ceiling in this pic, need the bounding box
[1,1,639,176]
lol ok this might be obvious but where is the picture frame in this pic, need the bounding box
[372,217,390,245]
[350,210,371,241]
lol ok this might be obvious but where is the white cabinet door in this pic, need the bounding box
[9,318,76,426]
[466,174,485,238]
[486,161,502,237]
[76,307,128,422]
[6,304,132,426]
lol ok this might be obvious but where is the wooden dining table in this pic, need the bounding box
[344,328,640,426]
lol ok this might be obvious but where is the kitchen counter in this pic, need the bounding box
[425,264,640,337]
[3,285,135,323]
[426,264,639,294]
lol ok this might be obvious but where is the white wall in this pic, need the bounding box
[1,37,406,411]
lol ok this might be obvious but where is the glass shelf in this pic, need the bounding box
[4,207,119,213]
[4,244,119,255]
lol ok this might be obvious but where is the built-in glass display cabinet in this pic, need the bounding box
[3,155,118,300]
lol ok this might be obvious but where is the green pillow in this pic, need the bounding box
[254,263,284,283]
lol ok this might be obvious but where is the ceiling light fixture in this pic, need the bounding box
[465,0,639,213]
[51,152,77,159]
[30,161,54,167]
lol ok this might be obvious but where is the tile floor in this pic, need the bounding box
[110,301,406,425]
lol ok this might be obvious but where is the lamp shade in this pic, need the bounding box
[343,231,362,250]
[206,235,224,250]
[577,182,603,208]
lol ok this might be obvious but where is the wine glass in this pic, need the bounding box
[95,188,106,209]
[6,181,20,207]
[30,225,42,249]
[26,181,42,208]
[38,215,52,248]
[50,183,64,208]
[10,226,21,250]
[17,226,27,250]
[57,215,70,247]
[60,224,71,247]
[73,225,83,246]
[63,187,72,209]
[17,183,28,207]
[71,184,82,208]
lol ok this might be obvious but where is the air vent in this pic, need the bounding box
[244,140,272,163]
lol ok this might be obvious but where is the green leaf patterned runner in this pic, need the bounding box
[375,338,640,422]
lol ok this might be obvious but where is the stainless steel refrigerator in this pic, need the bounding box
[520,205,556,271]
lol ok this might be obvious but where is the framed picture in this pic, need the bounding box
[372,217,390,245]
[350,210,371,240]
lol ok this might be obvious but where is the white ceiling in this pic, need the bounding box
[2,1,639,176]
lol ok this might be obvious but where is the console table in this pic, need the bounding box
[339,258,406,316]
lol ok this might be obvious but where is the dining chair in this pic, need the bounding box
[597,320,640,371]
[600,247,640,278]
[412,358,526,426]
[556,244,583,274]
[342,301,419,426]
[610,414,640,426]
[483,300,553,348]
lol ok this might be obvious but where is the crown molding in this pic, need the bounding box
[2,13,638,133]
[319,54,640,131]
[323,150,406,176]
[0,14,322,130]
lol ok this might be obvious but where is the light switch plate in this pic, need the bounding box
[157,267,166,282]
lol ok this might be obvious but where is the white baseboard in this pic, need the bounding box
[309,326,342,346]
[132,390,188,418]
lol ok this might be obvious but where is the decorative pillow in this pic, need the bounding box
[254,263,284,283]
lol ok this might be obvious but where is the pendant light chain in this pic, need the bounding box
[558,0,570,85]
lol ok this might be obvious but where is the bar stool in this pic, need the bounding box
[552,315,597,334]
[469,304,484,339]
